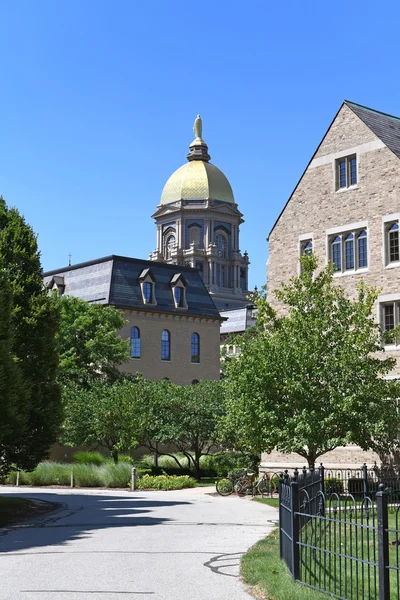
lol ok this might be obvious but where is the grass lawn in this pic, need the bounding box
[194,477,218,487]
[0,496,35,527]
[253,496,279,508]
[241,528,327,600]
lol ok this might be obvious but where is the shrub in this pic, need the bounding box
[99,463,132,488]
[5,469,31,485]
[205,452,250,476]
[137,474,196,490]
[73,464,104,487]
[73,451,105,466]
[347,477,365,497]
[325,477,344,495]
[29,462,72,486]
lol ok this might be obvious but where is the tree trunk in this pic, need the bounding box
[112,449,119,464]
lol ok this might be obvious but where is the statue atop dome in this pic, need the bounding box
[193,114,202,139]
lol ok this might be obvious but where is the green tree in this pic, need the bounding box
[61,378,144,463]
[135,379,225,479]
[0,272,28,475]
[54,295,130,387]
[0,197,62,471]
[223,255,400,467]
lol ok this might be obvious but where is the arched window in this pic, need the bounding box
[130,327,140,359]
[388,222,399,263]
[161,329,171,361]
[195,261,203,272]
[358,230,368,268]
[332,235,341,271]
[345,233,354,270]
[215,233,227,258]
[191,332,200,363]
[165,235,176,259]
[190,227,200,245]
[228,345,234,355]
[191,379,199,385]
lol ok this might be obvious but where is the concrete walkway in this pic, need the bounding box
[0,486,277,600]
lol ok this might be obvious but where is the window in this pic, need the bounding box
[328,228,368,273]
[138,269,157,305]
[165,235,176,259]
[175,286,185,307]
[387,222,400,264]
[216,264,226,287]
[191,332,200,363]
[191,379,199,385]
[336,155,357,189]
[161,330,170,361]
[215,234,227,258]
[143,282,152,303]
[130,327,140,359]
[190,227,200,246]
[301,240,313,256]
[380,301,400,345]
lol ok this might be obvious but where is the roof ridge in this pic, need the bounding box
[345,100,400,122]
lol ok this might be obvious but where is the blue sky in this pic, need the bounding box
[1,1,400,289]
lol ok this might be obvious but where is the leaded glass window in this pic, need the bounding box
[384,304,395,331]
[358,231,368,268]
[389,223,400,263]
[303,241,312,255]
[165,235,175,259]
[332,236,341,271]
[336,155,357,189]
[130,327,140,359]
[191,332,200,363]
[216,264,226,287]
[345,233,354,270]
[175,286,185,307]
[161,330,170,361]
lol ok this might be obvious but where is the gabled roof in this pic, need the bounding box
[345,101,400,160]
[268,100,400,239]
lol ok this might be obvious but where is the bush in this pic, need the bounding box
[325,477,344,495]
[73,451,105,466]
[137,474,196,490]
[99,463,132,488]
[205,452,250,476]
[29,462,72,486]
[73,464,104,487]
[348,477,365,497]
[5,469,31,485]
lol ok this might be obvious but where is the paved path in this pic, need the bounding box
[0,486,277,600]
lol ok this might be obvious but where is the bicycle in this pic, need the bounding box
[215,468,247,496]
[236,472,277,497]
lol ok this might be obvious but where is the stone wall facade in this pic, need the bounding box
[119,309,221,384]
[266,103,400,468]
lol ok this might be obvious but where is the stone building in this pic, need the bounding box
[264,100,400,469]
[43,255,222,384]
[150,115,250,311]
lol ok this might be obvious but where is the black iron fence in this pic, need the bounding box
[279,469,400,599]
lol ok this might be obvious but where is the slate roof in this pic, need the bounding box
[268,100,400,239]
[345,101,400,160]
[43,255,222,320]
[220,305,256,334]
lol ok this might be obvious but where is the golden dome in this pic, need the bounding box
[160,115,235,205]
[160,158,234,205]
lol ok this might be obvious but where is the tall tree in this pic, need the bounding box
[54,295,130,387]
[135,379,225,479]
[0,271,27,475]
[61,378,144,463]
[223,255,400,467]
[0,197,62,470]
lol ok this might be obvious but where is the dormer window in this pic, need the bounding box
[138,268,157,305]
[170,273,188,309]
[48,275,65,296]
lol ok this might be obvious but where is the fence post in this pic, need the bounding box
[131,467,137,491]
[279,472,284,560]
[16,470,20,487]
[377,484,390,599]
[291,478,300,581]
[319,463,325,495]
[362,462,368,499]
[70,468,74,488]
